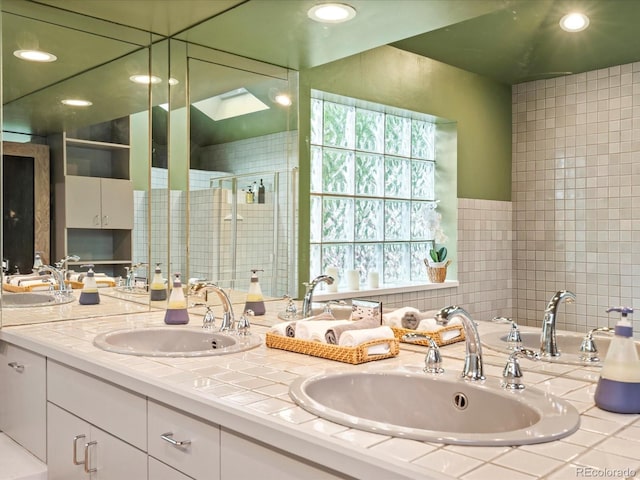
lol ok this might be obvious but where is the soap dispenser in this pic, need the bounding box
[164,273,190,325]
[78,264,100,305]
[149,263,167,301]
[594,307,640,413]
[243,269,266,315]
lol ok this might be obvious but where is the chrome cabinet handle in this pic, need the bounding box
[7,362,24,373]
[84,441,97,473]
[102,215,109,226]
[93,214,100,226]
[72,435,86,465]
[160,432,191,447]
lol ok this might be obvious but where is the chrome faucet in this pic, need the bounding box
[38,264,68,292]
[301,274,334,318]
[540,290,576,357]
[436,306,485,381]
[189,282,235,332]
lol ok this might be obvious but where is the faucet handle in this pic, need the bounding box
[402,333,444,374]
[237,309,254,336]
[578,327,614,362]
[196,304,215,330]
[502,347,539,390]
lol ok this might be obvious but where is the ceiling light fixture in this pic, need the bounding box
[129,74,162,85]
[308,3,356,23]
[61,99,92,107]
[14,49,57,62]
[559,12,590,32]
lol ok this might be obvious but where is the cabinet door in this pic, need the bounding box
[91,426,147,480]
[149,458,193,480]
[0,342,46,461]
[66,176,102,228]
[47,403,89,480]
[99,178,133,229]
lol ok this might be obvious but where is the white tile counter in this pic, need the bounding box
[1,308,639,480]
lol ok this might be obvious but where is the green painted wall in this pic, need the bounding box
[297,45,512,294]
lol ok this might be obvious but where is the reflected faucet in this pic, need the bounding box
[37,265,68,292]
[540,290,576,357]
[436,306,485,381]
[301,275,334,318]
[189,282,235,332]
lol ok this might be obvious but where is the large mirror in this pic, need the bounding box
[1,1,299,326]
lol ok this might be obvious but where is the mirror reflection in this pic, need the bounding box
[1,3,299,326]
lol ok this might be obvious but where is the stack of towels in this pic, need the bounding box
[382,306,463,343]
[3,274,56,291]
[270,313,395,355]
[68,272,117,288]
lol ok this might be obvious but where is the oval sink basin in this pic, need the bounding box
[482,329,640,366]
[93,327,261,357]
[0,292,75,308]
[289,370,579,446]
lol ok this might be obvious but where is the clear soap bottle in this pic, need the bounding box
[594,307,640,413]
[244,269,266,315]
[164,273,189,325]
[78,264,100,305]
[149,263,167,301]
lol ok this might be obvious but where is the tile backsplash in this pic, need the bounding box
[512,62,640,336]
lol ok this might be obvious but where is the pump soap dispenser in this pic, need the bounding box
[164,273,190,325]
[594,307,640,413]
[150,263,167,301]
[32,252,43,272]
[78,264,100,305]
[244,269,266,315]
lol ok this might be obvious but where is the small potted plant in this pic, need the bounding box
[424,245,451,283]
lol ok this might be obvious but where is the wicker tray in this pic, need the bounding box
[3,282,55,293]
[265,332,399,364]
[391,324,465,347]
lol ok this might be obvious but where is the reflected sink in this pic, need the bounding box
[482,329,640,366]
[0,292,75,308]
[93,327,261,357]
[289,370,579,446]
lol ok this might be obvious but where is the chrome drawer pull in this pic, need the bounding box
[160,432,191,447]
[84,441,97,473]
[7,362,24,373]
[72,435,86,465]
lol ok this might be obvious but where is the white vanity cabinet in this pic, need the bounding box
[47,403,147,479]
[46,360,147,478]
[65,176,133,229]
[0,342,46,462]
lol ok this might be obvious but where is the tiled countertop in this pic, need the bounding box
[1,305,640,480]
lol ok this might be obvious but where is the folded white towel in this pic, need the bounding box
[417,317,463,342]
[270,321,295,336]
[295,320,351,342]
[17,279,55,288]
[382,307,419,327]
[8,275,51,286]
[339,326,395,354]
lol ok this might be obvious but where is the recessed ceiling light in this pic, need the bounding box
[308,3,356,23]
[14,49,57,62]
[274,93,292,107]
[61,99,92,107]
[129,74,162,85]
[559,12,590,32]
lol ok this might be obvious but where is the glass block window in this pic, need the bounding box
[310,93,439,287]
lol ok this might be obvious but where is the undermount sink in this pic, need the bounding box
[482,329,640,366]
[93,326,261,357]
[289,370,580,446]
[0,291,75,308]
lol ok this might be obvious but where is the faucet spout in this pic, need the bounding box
[37,265,67,292]
[190,282,235,332]
[302,274,334,318]
[436,305,484,381]
[540,290,576,357]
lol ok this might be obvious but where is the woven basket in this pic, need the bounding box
[425,259,452,283]
[391,324,465,346]
[265,332,399,364]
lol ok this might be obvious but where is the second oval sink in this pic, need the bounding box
[93,327,261,357]
[289,370,580,446]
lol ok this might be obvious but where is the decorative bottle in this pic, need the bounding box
[164,273,189,325]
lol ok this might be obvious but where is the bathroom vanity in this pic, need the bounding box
[1,308,639,480]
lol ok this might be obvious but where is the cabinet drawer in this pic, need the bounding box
[0,342,46,461]
[149,457,193,480]
[47,360,146,450]
[148,400,220,480]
